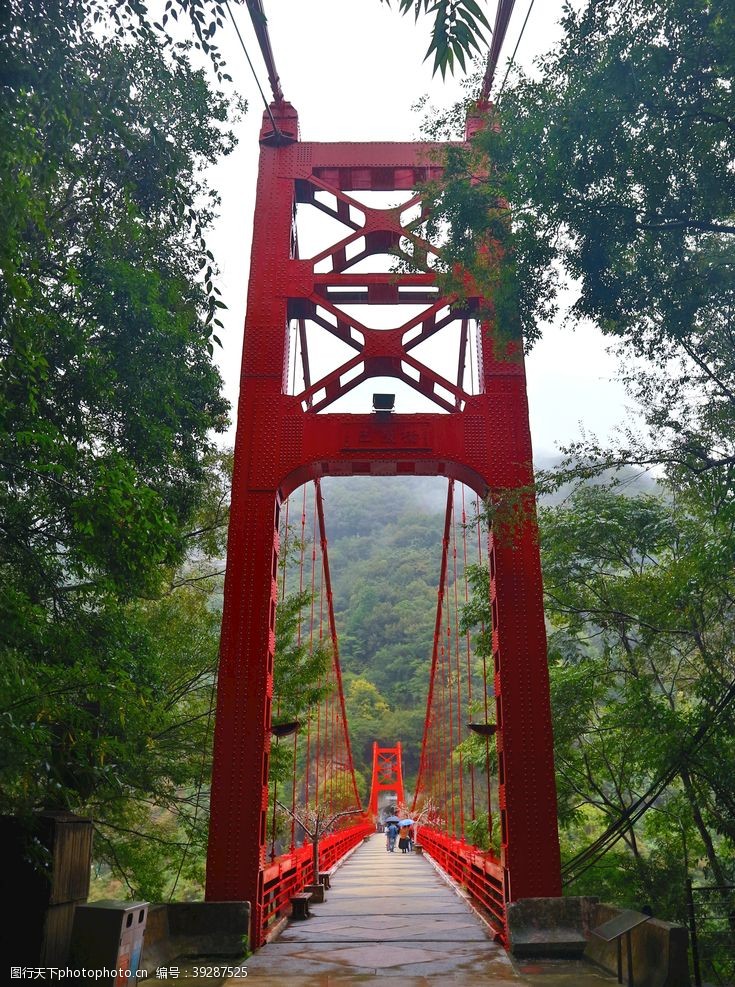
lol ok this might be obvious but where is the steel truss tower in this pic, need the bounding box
[206,102,561,940]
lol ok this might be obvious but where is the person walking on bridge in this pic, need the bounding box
[385,821,398,852]
[398,823,411,854]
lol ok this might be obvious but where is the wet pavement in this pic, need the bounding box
[217,834,616,985]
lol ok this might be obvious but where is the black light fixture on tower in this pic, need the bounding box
[270,720,300,739]
[372,393,395,420]
[467,722,497,737]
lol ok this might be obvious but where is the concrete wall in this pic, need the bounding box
[140,901,250,970]
[507,895,690,986]
[585,903,690,987]
[507,896,598,957]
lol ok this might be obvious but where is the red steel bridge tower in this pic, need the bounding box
[367,743,405,817]
[205,97,562,940]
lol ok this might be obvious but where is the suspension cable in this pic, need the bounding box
[223,0,283,139]
[315,479,363,811]
[477,501,493,844]
[480,0,517,102]
[461,486,477,821]
[244,0,284,103]
[413,480,455,810]
[497,0,536,99]
[445,592,456,833]
[450,493,465,836]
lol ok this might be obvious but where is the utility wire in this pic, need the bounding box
[497,0,536,100]
[224,0,282,139]
[168,666,218,900]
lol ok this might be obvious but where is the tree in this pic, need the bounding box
[0,0,239,895]
[268,590,332,794]
[1,2,235,608]
[451,475,735,920]
[276,802,362,882]
[343,677,391,769]
[498,0,735,482]
[500,0,734,343]
[415,1,735,480]
[540,482,735,917]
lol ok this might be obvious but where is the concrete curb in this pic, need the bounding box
[262,913,289,944]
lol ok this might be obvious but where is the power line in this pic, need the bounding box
[168,668,218,901]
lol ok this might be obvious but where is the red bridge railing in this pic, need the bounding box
[260,820,373,942]
[417,828,505,936]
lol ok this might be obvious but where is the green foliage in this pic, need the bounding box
[0,0,240,899]
[464,811,499,854]
[542,481,735,915]
[379,0,491,78]
[499,0,735,346]
[506,0,735,484]
[273,591,332,732]
[417,1,735,362]
[269,590,333,800]
[344,676,391,784]
[1,1,234,610]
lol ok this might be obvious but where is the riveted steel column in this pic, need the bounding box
[205,103,298,947]
[482,340,562,902]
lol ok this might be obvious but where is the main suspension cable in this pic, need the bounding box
[480,0,517,102]
[244,0,284,102]
[497,0,536,99]
[224,0,283,138]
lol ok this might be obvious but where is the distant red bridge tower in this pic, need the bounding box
[368,743,405,817]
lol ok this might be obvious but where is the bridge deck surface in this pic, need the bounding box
[225,834,615,985]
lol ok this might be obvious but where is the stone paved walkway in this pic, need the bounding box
[222,834,616,986]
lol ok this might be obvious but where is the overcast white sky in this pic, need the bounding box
[206,0,634,460]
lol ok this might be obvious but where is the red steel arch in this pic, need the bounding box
[205,101,561,941]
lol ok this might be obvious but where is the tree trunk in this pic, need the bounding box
[312,837,319,882]
[680,767,735,936]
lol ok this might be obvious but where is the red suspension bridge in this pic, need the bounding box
[207,0,559,961]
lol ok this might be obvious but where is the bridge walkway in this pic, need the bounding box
[228,834,615,985]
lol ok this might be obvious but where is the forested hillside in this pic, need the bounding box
[296,476,450,790]
[316,471,656,794]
